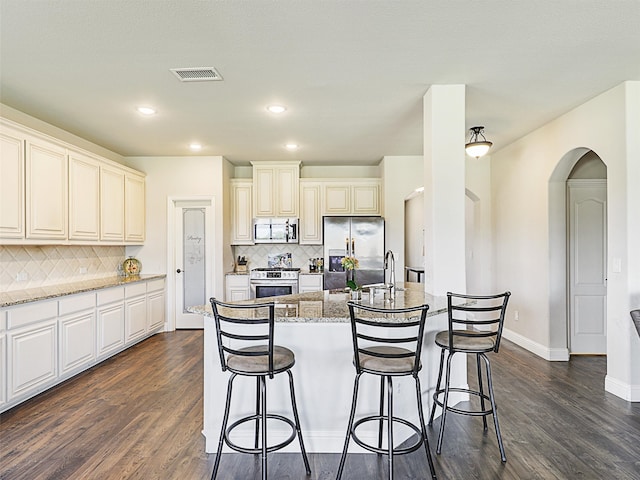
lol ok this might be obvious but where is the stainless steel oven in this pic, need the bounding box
[250,268,300,299]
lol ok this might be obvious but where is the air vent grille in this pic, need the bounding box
[170,67,223,82]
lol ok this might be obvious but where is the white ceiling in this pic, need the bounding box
[1,1,639,166]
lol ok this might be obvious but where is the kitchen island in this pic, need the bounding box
[189,282,468,453]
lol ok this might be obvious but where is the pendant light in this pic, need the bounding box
[465,126,493,158]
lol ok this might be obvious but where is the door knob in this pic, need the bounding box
[176,268,182,273]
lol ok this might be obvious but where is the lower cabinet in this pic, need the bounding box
[1,277,166,413]
[125,283,147,344]
[299,273,323,293]
[225,274,250,301]
[0,330,5,409]
[6,300,58,404]
[97,287,125,360]
[147,280,166,331]
[58,292,96,379]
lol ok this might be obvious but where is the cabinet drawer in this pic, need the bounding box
[7,301,57,330]
[125,283,147,298]
[58,292,95,316]
[97,287,124,306]
[146,279,165,293]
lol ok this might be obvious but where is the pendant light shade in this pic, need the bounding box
[465,126,492,158]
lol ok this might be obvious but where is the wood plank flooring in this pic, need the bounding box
[1,330,639,479]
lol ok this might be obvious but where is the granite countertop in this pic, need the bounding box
[1,274,167,308]
[188,282,450,323]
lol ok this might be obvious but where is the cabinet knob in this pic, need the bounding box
[176,269,182,273]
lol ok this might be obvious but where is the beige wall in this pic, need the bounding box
[491,81,640,400]
[125,156,230,303]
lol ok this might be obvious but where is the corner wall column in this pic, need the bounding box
[423,85,466,295]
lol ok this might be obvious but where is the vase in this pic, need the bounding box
[350,289,362,301]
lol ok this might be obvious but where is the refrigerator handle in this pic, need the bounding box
[352,239,355,256]
[345,237,349,255]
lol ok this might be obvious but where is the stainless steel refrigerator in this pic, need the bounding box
[323,216,385,290]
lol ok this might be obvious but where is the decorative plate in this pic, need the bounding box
[122,257,142,276]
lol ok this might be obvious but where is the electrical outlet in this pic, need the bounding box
[16,272,28,282]
[514,310,519,321]
[79,266,88,274]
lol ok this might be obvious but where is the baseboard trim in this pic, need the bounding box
[605,375,640,402]
[502,328,570,361]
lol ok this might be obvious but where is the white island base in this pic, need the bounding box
[197,286,469,453]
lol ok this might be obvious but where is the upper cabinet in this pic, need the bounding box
[25,133,68,240]
[230,179,253,245]
[299,180,323,244]
[68,150,101,241]
[0,124,25,238]
[0,118,145,245]
[252,161,300,217]
[100,165,125,242]
[323,179,381,216]
[124,173,145,243]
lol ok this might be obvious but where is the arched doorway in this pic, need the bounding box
[548,149,608,358]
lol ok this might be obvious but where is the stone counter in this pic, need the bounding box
[190,282,467,454]
[0,274,167,307]
[188,282,451,323]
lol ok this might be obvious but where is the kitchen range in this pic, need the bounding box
[249,252,300,299]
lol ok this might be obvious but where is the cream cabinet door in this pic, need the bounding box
[147,281,166,332]
[125,173,145,243]
[252,162,300,217]
[323,180,381,215]
[8,319,58,401]
[0,124,25,239]
[352,182,380,215]
[276,165,299,216]
[299,181,323,244]
[298,273,323,292]
[253,166,275,217]
[25,135,68,239]
[100,165,125,241]
[231,180,253,244]
[68,151,100,241]
[324,183,351,214]
[225,274,250,301]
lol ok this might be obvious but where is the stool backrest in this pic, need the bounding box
[631,309,640,336]
[210,297,276,376]
[446,292,511,353]
[347,301,430,375]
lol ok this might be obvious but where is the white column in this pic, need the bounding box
[423,85,467,295]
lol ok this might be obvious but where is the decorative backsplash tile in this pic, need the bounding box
[0,245,125,291]
[233,244,323,270]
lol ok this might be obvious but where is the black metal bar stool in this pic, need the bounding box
[428,291,511,462]
[336,301,437,480]
[209,298,311,480]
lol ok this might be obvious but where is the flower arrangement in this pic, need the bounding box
[341,256,360,291]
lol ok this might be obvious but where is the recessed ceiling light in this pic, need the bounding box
[285,143,299,151]
[136,106,157,116]
[267,105,287,114]
[189,143,202,151]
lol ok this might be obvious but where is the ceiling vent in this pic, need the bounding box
[170,67,223,82]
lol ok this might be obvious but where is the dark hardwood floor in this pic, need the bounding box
[1,330,639,479]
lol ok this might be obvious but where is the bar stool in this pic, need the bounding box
[337,301,437,480]
[209,298,311,480]
[428,291,511,462]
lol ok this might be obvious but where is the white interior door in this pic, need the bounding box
[172,199,214,329]
[568,180,607,354]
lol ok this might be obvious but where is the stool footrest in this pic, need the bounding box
[224,413,297,455]
[351,415,424,455]
[433,387,494,417]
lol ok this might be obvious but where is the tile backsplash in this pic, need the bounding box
[0,245,125,291]
[233,244,323,270]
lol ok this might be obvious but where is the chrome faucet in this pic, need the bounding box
[384,250,396,296]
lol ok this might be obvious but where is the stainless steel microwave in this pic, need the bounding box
[253,218,299,244]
